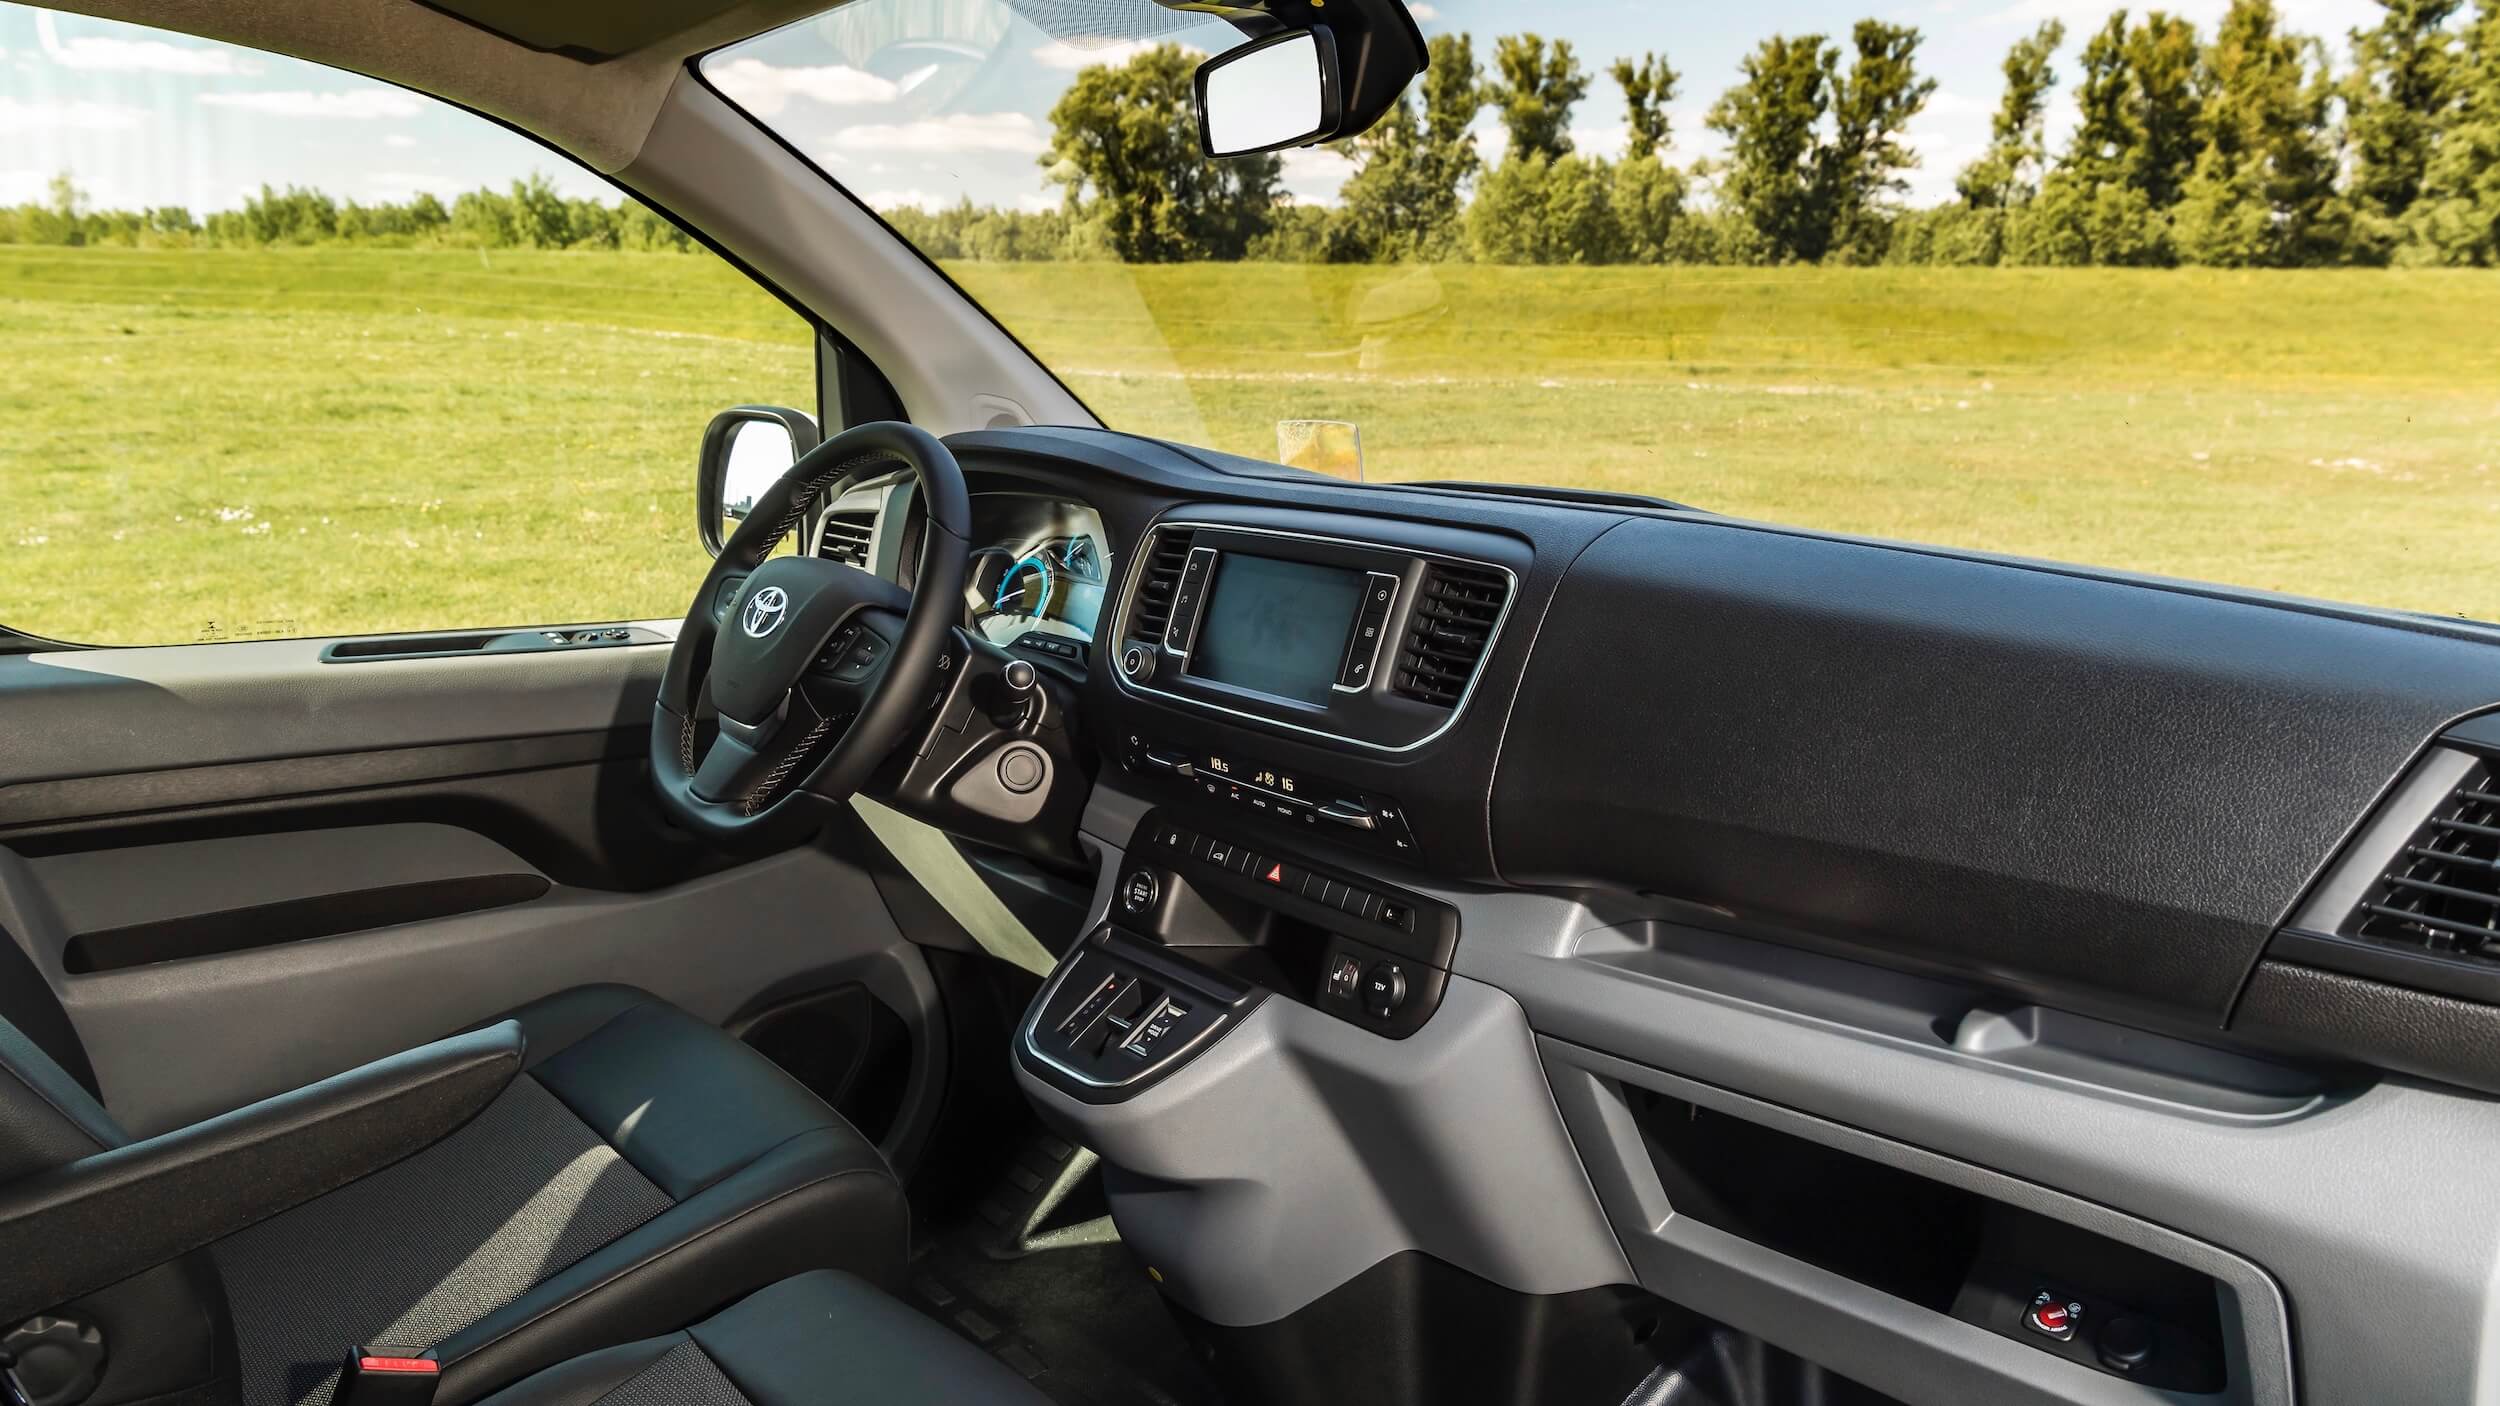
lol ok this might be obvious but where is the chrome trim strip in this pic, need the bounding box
[1110,520,1519,755]
[1331,571,1402,695]
[1162,544,1218,659]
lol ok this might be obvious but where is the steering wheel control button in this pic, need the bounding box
[2026,1294,2080,1342]
[1361,962,1409,1018]
[1120,869,1160,916]
[996,745,1045,795]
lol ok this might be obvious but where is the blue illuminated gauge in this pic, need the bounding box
[994,553,1054,621]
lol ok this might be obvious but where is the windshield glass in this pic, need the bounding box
[706,0,2500,622]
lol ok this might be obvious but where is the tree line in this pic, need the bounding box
[9,0,2497,267]
[0,172,700,252]
[981,0,2500,267]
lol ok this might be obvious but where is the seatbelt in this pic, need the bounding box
[849,798,1057,976]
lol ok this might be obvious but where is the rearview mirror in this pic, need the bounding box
[697,406,821,556]
[1195,30,1343,158]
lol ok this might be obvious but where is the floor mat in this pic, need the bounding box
[908,1202,1222,1406]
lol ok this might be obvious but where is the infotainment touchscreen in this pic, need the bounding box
[1188,553,1366,706]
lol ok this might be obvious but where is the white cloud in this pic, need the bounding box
[0,96,148,133]
[1406,3,1440,19]
[1902,88,1995,204]
[1571,123,1631,161]
[198,89,426,120]
[383,134,419,149]
[707,57,898,116]
[1922,89,1992,119]
[34,11,254,75]
[832,112,1045,155]
[0,169,47,203]
[1030,38,1184,71]
[1016,191,1058,213]
[1475,120,1508,168]
[861,188,943,211]
[1280,145,1356,204]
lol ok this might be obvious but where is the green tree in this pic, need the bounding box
[1606,50,1686,259]
[1708,33,1836,262]
[2123,12,2207,208]
[2064,14,2137,184]
[1958,21,2066,208]
[1610,154,1688,261]
[1819,20,1939,261]
[1487,34,1591,161]
[1465,151,1618,262]
[2345,0,2464,258]
[1041,42,1283,261]
[509,173,572,248]
[1611,52,1680,159]
[2402,1,2500,263]
[2172,0,2348,265]
[1338,31,1485,259]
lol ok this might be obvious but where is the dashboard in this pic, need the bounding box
[837,424,2500,1406]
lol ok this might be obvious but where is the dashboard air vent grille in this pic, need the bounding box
[1127,530,1194,642]
[818,511,874,569]
[1393,561,1508,708]
[2343,757,2500,959]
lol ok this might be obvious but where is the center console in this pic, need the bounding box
[1019,808,1464,1103]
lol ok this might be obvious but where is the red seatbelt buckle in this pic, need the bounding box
[337,1347,439,1406]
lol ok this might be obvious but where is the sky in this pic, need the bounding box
[1,0,2392,218]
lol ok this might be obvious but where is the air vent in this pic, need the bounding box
[2344,756,2500,958]
[1392,561,1509,708]
[1126,529,1195,642]
[818,511,874,568]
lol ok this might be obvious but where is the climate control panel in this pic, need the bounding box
[1116,735,1421,858]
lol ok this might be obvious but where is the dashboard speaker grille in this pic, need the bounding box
[1126,529,1194,642]
[818,511,874,568]
[1393,561,1509,708]
[2344,757,2500,958]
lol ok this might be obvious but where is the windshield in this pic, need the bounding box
[706,0,2500,622]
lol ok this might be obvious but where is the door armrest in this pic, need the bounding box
[0,1020,523,1322]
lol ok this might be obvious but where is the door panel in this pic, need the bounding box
[0,629,946,1160]
[0,630,673,789]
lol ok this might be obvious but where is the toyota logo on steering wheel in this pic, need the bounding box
[742,585,789,638]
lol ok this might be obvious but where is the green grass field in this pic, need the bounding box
[4,244,2497,644]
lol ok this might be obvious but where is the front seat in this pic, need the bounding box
[0,971,907,1406]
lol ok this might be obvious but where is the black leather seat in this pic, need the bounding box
[0,978,908,1406]
[468,1271,1044,1406]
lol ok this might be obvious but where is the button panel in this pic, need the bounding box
[1117,734,1421,859]
[1163,546,1217,656]
[1022,930,1258,1099]
[1149,816,1444,965]
[1336,572,1400,690]
[1134,810,1458,1038]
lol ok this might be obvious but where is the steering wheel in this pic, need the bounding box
[651,421,971,847]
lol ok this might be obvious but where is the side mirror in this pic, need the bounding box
[697,406,821,556]
[1195,30,1344,157]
